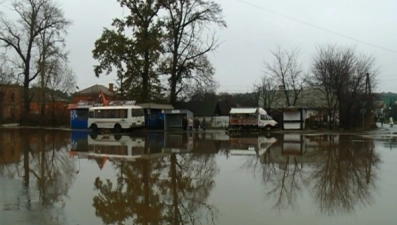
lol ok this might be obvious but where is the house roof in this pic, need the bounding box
[76,84,114,96]
[373,101,385,108]
[266,88,328,108]
[175,99,223,117]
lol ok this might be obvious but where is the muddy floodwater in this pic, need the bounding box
[1,129,397,225]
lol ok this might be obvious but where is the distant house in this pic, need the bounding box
[175,99,223,117]
[175,99,225,128]
[260,88,328,109]
[373,100,386,116]
[29,88,69,112]
[259,88,329,130]
[1,83,73,125]
[72,83,115,103]
[0,84,21,123]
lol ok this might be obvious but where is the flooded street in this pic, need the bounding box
[1,129,397,225]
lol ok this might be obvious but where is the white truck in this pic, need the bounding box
[229,107,278,131]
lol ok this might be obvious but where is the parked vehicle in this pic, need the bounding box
[229,107,277,131]
[88,104,145,132]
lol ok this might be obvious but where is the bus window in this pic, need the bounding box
[95,110,101,118]
[109,110,115,118]
[119,109,127,118]
[89,111,94,118]
[131,108,144,117]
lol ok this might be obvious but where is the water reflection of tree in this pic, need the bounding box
[242,144,306,211]
[24,130,76,206]
[93,158,166,224]
[93,153,219,225]
[311,135,380,215]
[266,156,307,211]
[0,129,76,223]
[242,134,380,215]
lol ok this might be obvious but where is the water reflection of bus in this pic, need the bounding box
[229,136,277,156]
[70,132,195,161]
[88,134,146,156]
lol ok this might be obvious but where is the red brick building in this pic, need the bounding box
[0,84,69,124]
[0,84,22,123]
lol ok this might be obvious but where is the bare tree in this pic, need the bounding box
[0,0,71,121]
[44,58,76,125]
[264,45,305,107]
[181,78,219,102]
[254,74,278,110]
[160,0,226,105]
[0,58,13,84]
[0,59,14,122]
[310,45,378,129]
[36,9,70,118]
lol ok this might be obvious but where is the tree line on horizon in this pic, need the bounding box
[0,0,380,130]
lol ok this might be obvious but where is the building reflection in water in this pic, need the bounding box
[0,129,76,224]
[241,133,380,215]
[0,130,384,224]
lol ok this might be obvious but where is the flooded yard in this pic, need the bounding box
[1,129,397,225]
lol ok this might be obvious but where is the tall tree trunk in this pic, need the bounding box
[23,81,30,121]
[142,50,150,102]
[170,76,177,106]
[40,60,46,120]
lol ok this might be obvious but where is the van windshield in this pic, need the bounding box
[260,114,273,120]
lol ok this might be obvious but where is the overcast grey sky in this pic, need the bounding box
[6,0,397,93]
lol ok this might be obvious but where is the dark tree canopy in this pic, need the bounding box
[93,0,226,104]
[93,0,164,102]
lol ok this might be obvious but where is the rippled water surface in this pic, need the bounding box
[1,129,397,225]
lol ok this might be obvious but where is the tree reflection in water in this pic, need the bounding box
[93,153,219,225]
[242,137,306,212]
[242,134,380,215]
[0,129,77,223]
[311,135,380,215]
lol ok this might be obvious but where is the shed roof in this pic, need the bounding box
[163,109,192,114]
[137,103,174,110]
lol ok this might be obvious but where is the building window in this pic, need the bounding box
[10,92,15,102]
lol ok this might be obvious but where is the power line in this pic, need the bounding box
[234,0,397,54]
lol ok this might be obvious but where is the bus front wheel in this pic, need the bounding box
[90,124,98,132]
[114,124,122,133]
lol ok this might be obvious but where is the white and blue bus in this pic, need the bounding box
[88,105,145,132]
